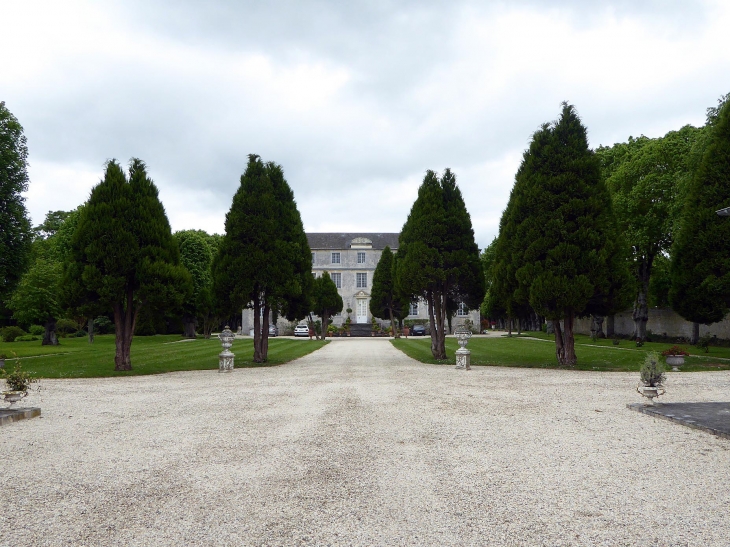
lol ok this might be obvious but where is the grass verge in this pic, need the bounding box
[392,333,730,372]
[0,335,328,378]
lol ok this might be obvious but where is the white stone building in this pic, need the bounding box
[242,232,480,334]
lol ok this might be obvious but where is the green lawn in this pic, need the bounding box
[392,333,730,372]
[0,335,328,378]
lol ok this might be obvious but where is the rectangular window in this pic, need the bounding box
[331,272,341,289]
[410,302,418,316]
[331,252,340,264]
[357,252,366,264]
[356,272,367,288]
[311,252,315,265]
[457,302,468,316]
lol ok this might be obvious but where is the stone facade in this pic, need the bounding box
[242,232,481,334]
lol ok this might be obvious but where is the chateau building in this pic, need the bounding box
[241,232,480,334]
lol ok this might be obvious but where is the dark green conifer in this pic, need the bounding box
[65,159,191,370]
[370,246,408,337]
[310,271,342,339]
[503,103,627,365]
[212,155,312,362]
[396,169,484,359]
[670,100,730,332]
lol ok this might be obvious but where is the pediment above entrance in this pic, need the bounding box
[354,290,370,298]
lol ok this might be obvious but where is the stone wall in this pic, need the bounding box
[574,308,730,340]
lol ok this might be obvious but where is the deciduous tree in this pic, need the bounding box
[174,230,214,338]
[0,102,32,324]
[8,258,62,345]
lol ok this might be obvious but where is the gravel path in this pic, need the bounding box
[2,339,729,546]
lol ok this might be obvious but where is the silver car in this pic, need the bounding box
[294,324,310,337]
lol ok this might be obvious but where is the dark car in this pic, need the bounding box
[411,324,426,336]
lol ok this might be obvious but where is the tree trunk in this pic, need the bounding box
[389,307,399,338]
[517,317,521,335]
[261,304,270,361]
[553,319,565,364]
[182,314,197,338]
[593,315,605,338]
[321,311,329,340]
[606,315,615,338]
[691,322,700,345]
[88,317,94,344]
[632,255,653,342]
[253,296,264,363]
[508,318,512,337]
[546,320,554,334]
[428,292,447,360]
[112,290,137,370]
[42,317,59,346]
[561,311,577,366]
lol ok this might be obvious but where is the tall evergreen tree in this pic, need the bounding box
[65,159,191,370]
[370,246,408,337]
[310,271,343,340]
[0,102,33,324]
[212,155,312,362]
[670,100,730,334]
[504,103,627,366]
[396,169,484,359]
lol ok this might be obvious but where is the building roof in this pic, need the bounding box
[306,233,400,250]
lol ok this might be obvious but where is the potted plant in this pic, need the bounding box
[637,351,666,404]
[344,317,351,336]
[2,361,39,407]
[661,345,689,371]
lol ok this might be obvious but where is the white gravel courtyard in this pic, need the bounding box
[2,338,729,546]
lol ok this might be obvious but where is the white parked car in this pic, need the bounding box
[294,324,310,337]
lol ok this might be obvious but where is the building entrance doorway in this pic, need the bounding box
[356,299,368,324]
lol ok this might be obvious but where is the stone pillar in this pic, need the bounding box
[218,325,235,373]
[454,326,472,370]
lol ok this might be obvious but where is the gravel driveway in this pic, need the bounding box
[2,339,729,546]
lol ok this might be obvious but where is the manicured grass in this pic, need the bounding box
[0,335,328,378]
[392,333,730,372]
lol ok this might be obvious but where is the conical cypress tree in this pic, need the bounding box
[311,271,343,339]
[670,101,730,329]
[396,169,484,359]
[66,159,191,370]
[212,155,312,362]
[370,246,408,336]
[508,103,625,366]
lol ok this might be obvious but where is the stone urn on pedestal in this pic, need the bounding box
[454,326,473,370]
[218,326,235,373]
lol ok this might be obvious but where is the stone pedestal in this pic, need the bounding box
[454,325,473,371]
[218,325,235,373]
[455,347,471,370]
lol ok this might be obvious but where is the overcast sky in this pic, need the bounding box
[3,0,730,249]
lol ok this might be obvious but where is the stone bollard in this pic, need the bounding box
[454,326,472,370]
[218,325,235,373]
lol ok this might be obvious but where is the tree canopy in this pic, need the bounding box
[396,168,484,359]
[65,159,191,370]
[7,258,63,345]
[212,155,312,362]
[0,101,33,324]
[669,100,730,327]
[174,230,214,338]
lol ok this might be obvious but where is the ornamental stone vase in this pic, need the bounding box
[454,326,473,370]
[665,355,685,372]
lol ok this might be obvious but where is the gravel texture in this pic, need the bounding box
[2,338,729,546]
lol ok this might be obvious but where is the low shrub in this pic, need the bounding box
[640,351,666,387]
[29,325,45,336]
[74,330,87,338]
[1,326,26,342]
[14,335,39,342]
[696,333,714,353]
[56,318,78,338]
